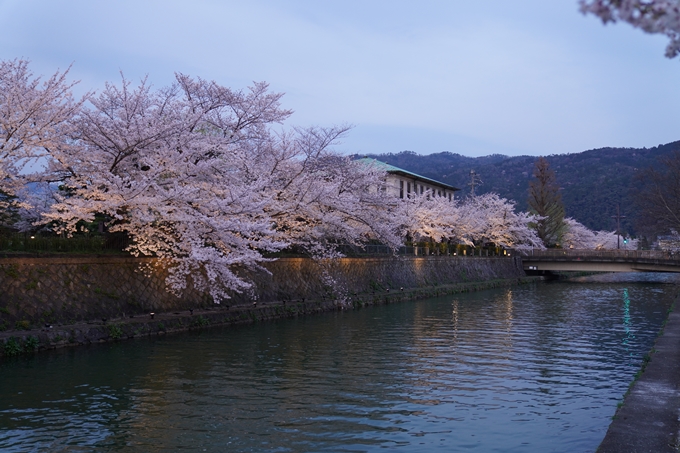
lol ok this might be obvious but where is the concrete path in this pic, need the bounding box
[597,308,680,452]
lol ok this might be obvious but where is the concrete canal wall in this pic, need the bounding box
[0,254,528,356]
[597,299,680,452]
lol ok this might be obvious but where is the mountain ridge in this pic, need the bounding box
[358,140,680,235]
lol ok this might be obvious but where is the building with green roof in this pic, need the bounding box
[357,158,460,200]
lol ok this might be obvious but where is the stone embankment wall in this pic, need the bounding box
[0,255,524,328]
[235,255,526,305]
[0,254,527,356]
[0,256,210,329]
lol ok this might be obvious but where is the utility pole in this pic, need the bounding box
[468,170,482,196]
[611,203,626,249]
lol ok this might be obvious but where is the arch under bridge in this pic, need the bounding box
[518,249,680,273]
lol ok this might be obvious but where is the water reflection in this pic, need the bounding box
[0,275,676,452]
[622,288,635,366]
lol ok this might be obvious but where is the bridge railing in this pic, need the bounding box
[517,249,677,261]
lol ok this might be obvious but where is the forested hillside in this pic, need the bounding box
[360,140,680,235]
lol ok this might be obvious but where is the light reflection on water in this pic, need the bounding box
[0,273,677,452]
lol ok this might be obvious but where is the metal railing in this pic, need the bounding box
[0,234,513,258]
[337,244,510,257]
[0,233,130,254]
[518,248,678,261]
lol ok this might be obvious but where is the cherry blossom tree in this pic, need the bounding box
[0,59,83,226]
[44,74,403,301]
[580,0,680,58]
[467,193,544,249]
[561,217,598,248]
[169,76,403,258]
[398,193,477,245]
[399,191,543,250]
[45,75,292,301]
[236,128,404,258]
[562,217,638,249]
[593,230,622,249]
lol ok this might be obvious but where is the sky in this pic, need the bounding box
[1,0,678,157]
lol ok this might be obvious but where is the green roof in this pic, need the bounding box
[356,158,459,192]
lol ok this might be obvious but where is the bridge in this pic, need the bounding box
[518,249,680,273]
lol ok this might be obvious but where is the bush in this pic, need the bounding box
[193,316,209,327]
[107,324,123,340]
[4,337,23,356]
[24,336,39,351]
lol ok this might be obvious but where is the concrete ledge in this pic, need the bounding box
[597,303,680,452]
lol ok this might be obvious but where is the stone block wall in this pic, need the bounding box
[231,256,526,304]
[0,256,210,329]
[0,255,525,329]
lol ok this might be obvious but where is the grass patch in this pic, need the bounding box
[108,324,123,340]
[14,320,30,330]
[3,264,19,279]
[94,287,119,299]
[24,280,38,290]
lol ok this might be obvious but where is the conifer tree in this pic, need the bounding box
[527,157,565,247]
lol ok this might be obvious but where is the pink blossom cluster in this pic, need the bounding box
[580,0,680,57]
[397,191,544,250]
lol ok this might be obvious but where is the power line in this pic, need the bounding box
[612,203,626,249]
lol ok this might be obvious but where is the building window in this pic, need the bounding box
[420,185,424,195]
[407,182,411,197]
[448,193,452,201]
[399,180,404,199]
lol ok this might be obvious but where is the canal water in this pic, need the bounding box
[1,274,678,452]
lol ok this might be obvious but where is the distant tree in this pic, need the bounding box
[632,150,680,236]
[580,0,680,58]
[527,157,565,247]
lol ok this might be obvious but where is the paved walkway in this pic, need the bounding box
[597,307,680,452]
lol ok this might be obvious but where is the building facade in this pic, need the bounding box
[358,158,460,200]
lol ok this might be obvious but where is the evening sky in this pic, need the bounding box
[0,0,677,156]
